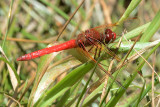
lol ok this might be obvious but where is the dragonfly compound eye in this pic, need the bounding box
[85,30,90,34]
[112,32,116,41]
[104,29,113,43]
[105,29,112,34]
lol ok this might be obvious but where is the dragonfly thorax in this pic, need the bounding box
[76,28,116,48]
[76,29,101,47]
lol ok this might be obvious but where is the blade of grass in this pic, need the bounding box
[133,77,159,106]
[7,0,23,38]
[32,58,80,104]
[76,57,100,107]
[114,22,150,43]
[0,56,20,88]
[106,10,160,106]
[71,0,86,20]
[21,29,46,49]
[56,0,85,41]
[0,57,20,84]
[117,0,142,25]
[82,83,104,106]
[105,41,160,107]
[113,0,142,31]
[65,81,82,106]
[40,0,77,26]
[56,89,71,107]
[2,0,14,48]
[34,61,94,106]
[134,80,146,107]
[111,39,160,52]
[0,46,20,90]
[57,81,81,106]
[99,71,120,107]
[140,10,160,42]
[28,43,60,106]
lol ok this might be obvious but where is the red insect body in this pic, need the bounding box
[17,28,116,61]
[17,39,77,61]
[105,29,116,43]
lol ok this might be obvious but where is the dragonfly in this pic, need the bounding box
[17,24,127,88]
[17,24,120,61]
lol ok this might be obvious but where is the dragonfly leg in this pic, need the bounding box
[85,34,121,62]
[93,43,102,60]
[92,45,97,59]
[78,40,87,51]
[84,35,103,59]
[86,45,109,68]
[98,44,102,58]
[79,40,124,89]
[88,45,94,53]
[102,43,121,62]
[93,44,110,68]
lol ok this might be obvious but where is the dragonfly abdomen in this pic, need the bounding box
[17,39,77,61]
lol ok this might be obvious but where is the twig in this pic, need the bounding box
[152,52,156,107]
[100,0,112,24]
[1,37,51,44]
[5,93,22,107]
[120,32,141,68]
[100,60,114,104]
[56,0,86,41]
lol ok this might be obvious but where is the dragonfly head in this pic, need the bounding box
[112,32,116,41]
[104,29,116,43]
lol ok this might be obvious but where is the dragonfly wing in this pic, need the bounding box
[90,18,140,36]
[90,23,118,33]
[114,18,140,35]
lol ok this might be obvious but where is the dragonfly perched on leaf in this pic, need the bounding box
[17,23,122,61]
[17,18,140,91]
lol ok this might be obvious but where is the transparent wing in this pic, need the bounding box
[90,18,140,36]
[114,17,140,35]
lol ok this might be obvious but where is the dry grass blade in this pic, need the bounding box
[56,0,85,41]
[2,0,14,48]
[1,37,51,44]
[82,0,96,30]
[112,38,160,78]
[144,95,160,107]
[119,32,142,68]
[18,73,36,102]
[152,52,156,107]
[13,79,34,107]
[70,18,83,39]
[122,36,160,82]
[32,45,60,103]
[4,93,21,107]
[88,76,106,93]
[27,42,61,106]
[100,0,112,24]
[48,55,77,70]
[100,60,114,104]
[0,46,18,90]
[1,0,160,106]
[32,56,80,104]
[156,95,160,107]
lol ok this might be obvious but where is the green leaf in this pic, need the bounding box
[34,62,94,106]
[134,80,146,107]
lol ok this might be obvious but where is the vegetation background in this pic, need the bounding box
[0,0,160,106]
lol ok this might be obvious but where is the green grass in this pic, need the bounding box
[0,0,160,107]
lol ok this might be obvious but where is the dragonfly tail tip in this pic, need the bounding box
[17,57,23,61]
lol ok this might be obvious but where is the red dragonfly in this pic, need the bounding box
[17,25,125,88]
[17,25,118,61]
